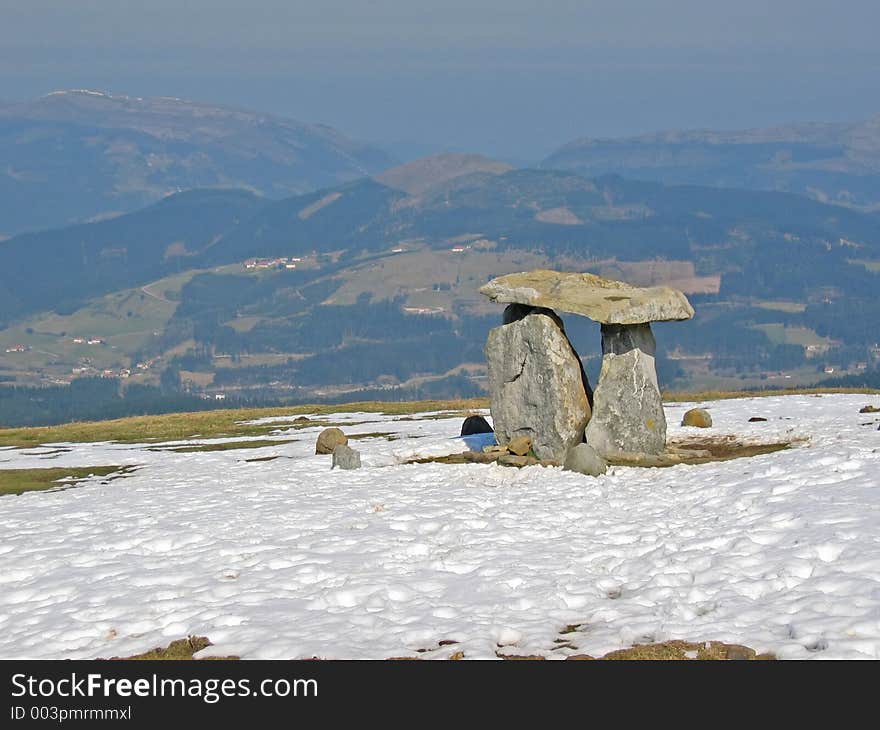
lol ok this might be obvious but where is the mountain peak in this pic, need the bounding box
[0,91,394,235]
[375,153,513,196]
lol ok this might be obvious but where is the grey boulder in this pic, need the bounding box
[563,443,608,476]
[331,444,362,470]
[485,310,591,462]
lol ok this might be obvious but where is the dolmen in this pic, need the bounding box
[480,270,694,463]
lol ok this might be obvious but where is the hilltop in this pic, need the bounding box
[0,89,394,236]
[375,153,513,196]
[543,115,880,211]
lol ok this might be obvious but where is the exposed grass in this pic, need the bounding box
[112,636,237,661]
[593,640,775,661]
[150,438,299,454]
[498,627,776,659]
[604,437,798,468]
[752,323,833,347]
[0,399,488,448]
[348,431,399,441]
[0,465,136,496]
[410,437,796,470]
[405,453,474,466]
[662,387,880,402]
[751,299,807,313]
[114,636,770,660]
[670,436,794,462]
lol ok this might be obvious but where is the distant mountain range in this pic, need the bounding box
[4,94,880,417]
[0,89,394,236]
[3,161,880,407]
[543,116,880,211]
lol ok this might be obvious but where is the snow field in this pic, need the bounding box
[1,394,879,659]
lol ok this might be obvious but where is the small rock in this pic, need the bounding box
[748,416,768,422]
[482,444,507,454]
[497,454,539,467]
[723,645,756,661]
[294,415,311,423]
[316,427,347,454]
[506,435,533,456]
[563,443,607,476]
[331,444,361,470]
[859,405,880,413]
[681,408,712,428]
[460,414,493,436]
[463,450,498,464]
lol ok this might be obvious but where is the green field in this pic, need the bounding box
[0,399,487,448]
[0,465,137,496]
[751,300,808,314]
[0,266,242,385]
[751,323,834,347]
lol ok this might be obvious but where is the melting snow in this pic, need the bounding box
[1,394,880,660]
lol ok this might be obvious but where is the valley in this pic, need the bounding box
[3,111,880,427]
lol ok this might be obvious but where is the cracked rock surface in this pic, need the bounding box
[480,269,694,324]
[485,309,591,462]
[584,323,666,456]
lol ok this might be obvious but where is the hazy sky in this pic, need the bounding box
[2,1,879,161]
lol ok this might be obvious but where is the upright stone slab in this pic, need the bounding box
[584,323,666,456]
[485,308,591,462]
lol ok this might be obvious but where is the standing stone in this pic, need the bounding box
[331,444,361,470]
[584,323,666,456]
[486,310,591,462]
[503,303,594,405]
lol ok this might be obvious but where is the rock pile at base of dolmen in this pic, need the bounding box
[480,269,694,464]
